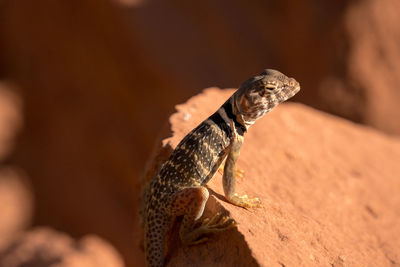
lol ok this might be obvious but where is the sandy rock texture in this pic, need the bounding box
[143,88,400,266]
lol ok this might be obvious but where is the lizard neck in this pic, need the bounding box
[230,97,253,131]
[235,112,254,130]
[224,98,247,136]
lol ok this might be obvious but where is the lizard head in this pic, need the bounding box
[233,69,300,128]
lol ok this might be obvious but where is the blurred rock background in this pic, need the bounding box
[0,0,399,266]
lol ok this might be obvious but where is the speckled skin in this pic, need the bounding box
[142,69,300,267]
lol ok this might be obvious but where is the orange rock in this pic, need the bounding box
[0,228,125,267]
[0,167,33,251]
[144,88,400,266]
[0,84,22,160]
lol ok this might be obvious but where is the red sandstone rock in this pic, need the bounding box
[0,84,29,251]
[345,0,400,134]
[143,88,400,266]
[2,3,171,265]
[0,228,125,267]
[0,84,22,160]
[0,168,33,251]
[0,84,126,267]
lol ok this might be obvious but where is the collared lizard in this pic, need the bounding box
[141,69,300,267]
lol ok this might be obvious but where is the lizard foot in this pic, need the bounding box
[228,193,262,209]
[183,213,236,246]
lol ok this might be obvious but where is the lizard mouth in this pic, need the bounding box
[275,85,300,102]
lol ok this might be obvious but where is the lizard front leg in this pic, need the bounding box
[223,132,262,208]
[170,186,236,246]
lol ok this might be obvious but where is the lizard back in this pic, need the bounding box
[144,98,246,215]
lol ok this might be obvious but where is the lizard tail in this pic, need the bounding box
[144,212,170,267]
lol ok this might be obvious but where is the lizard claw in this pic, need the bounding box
[202,213,236,229]
[235,168,245,178]
[185,213,236,246]
[229,194,262,208]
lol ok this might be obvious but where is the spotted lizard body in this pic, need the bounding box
[142,69,300,267]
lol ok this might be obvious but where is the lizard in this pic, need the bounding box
[141,69,300,267]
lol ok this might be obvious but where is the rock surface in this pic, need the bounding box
[0,228,124,267]
[3,2,153,265]
[0,84,22,160]
[0,167,32,251]
[0,84,31,251]
[345,0,400,134]
[144,88,400,266]
[0,85,127,267]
